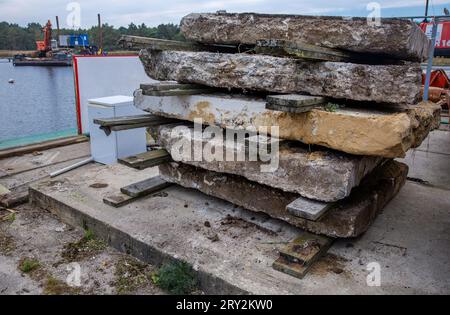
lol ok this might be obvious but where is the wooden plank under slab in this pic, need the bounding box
[118,149,172,170]
[255,39,353,62]
[286,197,331,221]
[93,114,156,126]
[140,82,208,92]
[266,94,327,113]
[120,176,172,198]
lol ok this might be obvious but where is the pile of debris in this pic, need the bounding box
[130,12,440,239]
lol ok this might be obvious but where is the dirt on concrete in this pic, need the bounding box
[0,203,164,295]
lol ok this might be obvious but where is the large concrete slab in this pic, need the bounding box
[135,91,441,158]
[158,124,382,202]
[159,160,407,238]
[29,163,450,294]
[180,13,430,62]
[140,49,421,105]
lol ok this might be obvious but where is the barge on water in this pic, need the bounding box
[12,53,72,67]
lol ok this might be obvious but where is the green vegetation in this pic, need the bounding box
[324,103,340,112]
[44,276,81,295]
[61,229,106,262]
[83,228,94,241]
[113,257,154,295]
[152,261,197,295]
[19,258,40,273]
[0,21,183,51]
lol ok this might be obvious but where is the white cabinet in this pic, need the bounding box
[88,95,147,165]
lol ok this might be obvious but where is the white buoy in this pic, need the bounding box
[8,79,14,84]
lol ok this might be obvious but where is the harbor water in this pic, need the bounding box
[0,59,78,149]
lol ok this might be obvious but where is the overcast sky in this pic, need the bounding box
[1,0,449,28]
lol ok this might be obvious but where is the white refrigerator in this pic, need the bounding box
[88,95,147,165]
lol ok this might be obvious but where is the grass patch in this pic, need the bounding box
[18,258,40,273]
[61,229,106,262]
[113,257,154,295]
[44,276,81,295]
[324,103,340,112]
[83,228,95,241]
[153,261,197,295]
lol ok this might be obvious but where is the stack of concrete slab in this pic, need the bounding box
[134,12,440,238]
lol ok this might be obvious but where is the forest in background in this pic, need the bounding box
[0,22,183,51]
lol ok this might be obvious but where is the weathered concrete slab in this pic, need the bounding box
[135,91,441,158]
[159,160,408,238]
[140,49,422,105]
[28,162,450,294]
[180,12,430,61]
[158,124,382,202]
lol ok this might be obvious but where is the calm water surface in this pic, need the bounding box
[0,60,77,147]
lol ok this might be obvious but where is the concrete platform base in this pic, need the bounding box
[28,161,450,294]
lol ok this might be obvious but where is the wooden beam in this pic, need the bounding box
[144,88,218,97]
[118,149,172,170]
[108,122,174,132]
[94,114,156,126]
[0,136,88,159]
[94,115,178,135]
[266,94,327,113]
[120,176,172,198]
[286,197,332,221]
[103,193,136,208]
[256,39,353,62]
[119,35,245,54]
[119,35,203,51]
[273,232,333,279]
[104,176,171,207]
[141,82,206,91]
[0,186,29,208]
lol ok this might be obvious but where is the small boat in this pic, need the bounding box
[8,79,14,84]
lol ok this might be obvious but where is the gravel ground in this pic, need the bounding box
[0,203,165,295]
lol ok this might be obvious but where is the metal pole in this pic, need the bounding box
[98,14,103,51]
[55,16,60,47]
[425,0,430,17]
[423,18,438,102]
[50,157,94,178]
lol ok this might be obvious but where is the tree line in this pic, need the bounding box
[0,21,184,51]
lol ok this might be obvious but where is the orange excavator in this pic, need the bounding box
[35,20,53,58]
[13,18,72,66]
